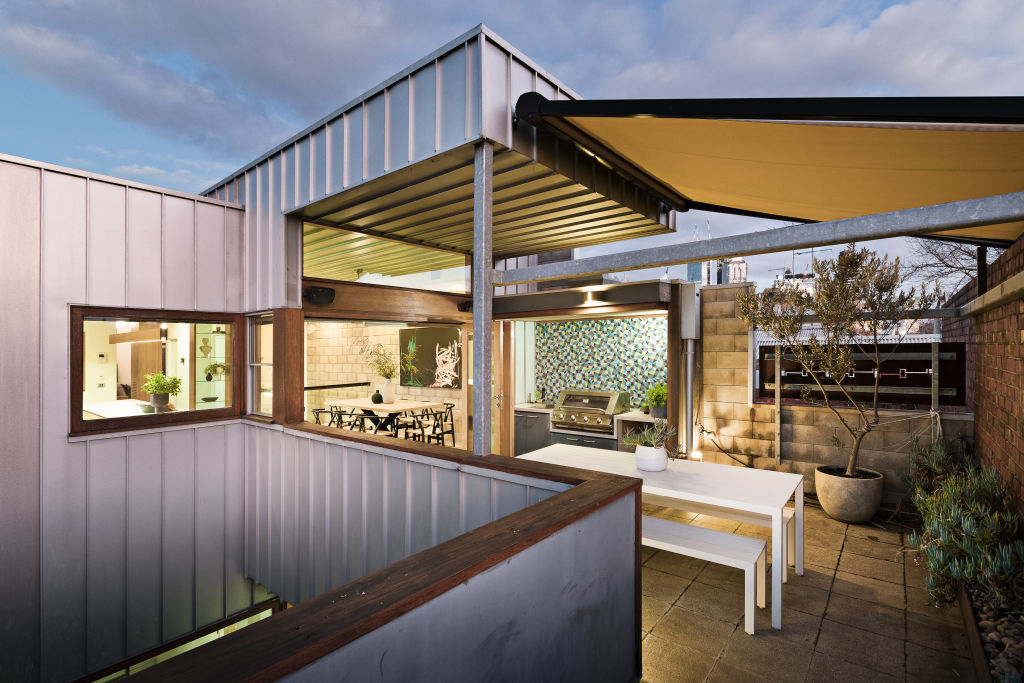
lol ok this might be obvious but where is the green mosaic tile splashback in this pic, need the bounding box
[535,318,667,408]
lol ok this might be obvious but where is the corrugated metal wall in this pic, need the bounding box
[204,26,577,312]
[0,155,253,682]
[243,423,568,606]
[61,423,270,680]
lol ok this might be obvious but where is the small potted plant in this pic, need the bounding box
[646,383,668,418]
[204,361,229,381]
[142,372,182,413]
[622,420,677,472]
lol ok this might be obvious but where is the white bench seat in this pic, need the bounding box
[644,496,798,579]
[642,516,766,635]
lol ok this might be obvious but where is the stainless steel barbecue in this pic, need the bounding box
[550,389,632,434]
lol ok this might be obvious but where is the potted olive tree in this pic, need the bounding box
[738,245,936,523]
[142,372,182,413]
[623,420,677,472]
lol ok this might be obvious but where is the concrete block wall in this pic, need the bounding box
[699,283,774,463]
[697,283,974,503]
[305,321,466,448]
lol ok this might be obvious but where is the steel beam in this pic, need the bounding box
[473,141,494,456]
[493,192,1024,286]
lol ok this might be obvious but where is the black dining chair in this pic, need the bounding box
[413,404,455,447]
[330,406,366,431]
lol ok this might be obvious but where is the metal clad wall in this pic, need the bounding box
[199,28,596,312]
[284,494,637,683]
[0,155,249,681]
[243,423,567,607]
[201,30,559,311]
[0,160,42,683]
[59,425,256,679]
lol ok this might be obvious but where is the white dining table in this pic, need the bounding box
[520,444,804,630]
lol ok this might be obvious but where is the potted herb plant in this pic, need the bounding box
[142,372,182,413]
[738,245,937,522]
[623,420,677,472]
[353,338,398,403]
[646,383,668,418]
[203,361,229,381]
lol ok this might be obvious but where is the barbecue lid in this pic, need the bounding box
[554,389,632,414]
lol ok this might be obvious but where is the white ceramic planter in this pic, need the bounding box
[380,381,395,403]
[635,445,668,472]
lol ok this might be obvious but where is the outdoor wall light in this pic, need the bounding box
[581,291,605,307]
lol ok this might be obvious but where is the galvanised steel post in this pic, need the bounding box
[472,141,494,456]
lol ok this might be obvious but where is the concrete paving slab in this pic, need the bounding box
[638,509,975,682]
[837,551,906,585]
[824,592,905,637]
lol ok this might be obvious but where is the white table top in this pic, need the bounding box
[83,400,153,418]
[520,445,803,516]
[333,398,445,414]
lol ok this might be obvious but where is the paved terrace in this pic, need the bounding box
[640,502,974,682]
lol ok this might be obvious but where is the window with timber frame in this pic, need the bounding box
[70,307,245,434]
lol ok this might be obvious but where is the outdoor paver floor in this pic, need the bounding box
[640,502,976,682]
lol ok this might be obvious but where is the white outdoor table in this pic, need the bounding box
[520,444,804,630]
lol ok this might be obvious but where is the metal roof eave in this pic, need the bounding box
[514,92,1024,125]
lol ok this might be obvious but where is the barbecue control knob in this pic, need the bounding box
[595,417,603,425]
[570,415,577,421]
[583,416,590,423]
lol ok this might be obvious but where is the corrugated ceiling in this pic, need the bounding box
[294,146,670,261]
[303,224,467,281]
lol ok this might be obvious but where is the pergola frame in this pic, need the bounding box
[469,190,1024,454]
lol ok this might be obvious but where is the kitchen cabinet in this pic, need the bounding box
[514,410,551,456]
[548,431,618,451]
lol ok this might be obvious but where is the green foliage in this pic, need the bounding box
[738,244,937,477]
[908,466,1023,605]
[353,338,397,380]
[646,383,668,407]
[203,361,229,376]
[401,335,422,386]
[142,372,182,396]
[905,439,970,495]
[622,420,677,449]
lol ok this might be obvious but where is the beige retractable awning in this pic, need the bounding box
[517,94,1024,246]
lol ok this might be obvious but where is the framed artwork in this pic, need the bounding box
[399,327,462,388]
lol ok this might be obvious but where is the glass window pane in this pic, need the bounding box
[254,319,273,364]
[81,318,234,420]
[254,365,273,416]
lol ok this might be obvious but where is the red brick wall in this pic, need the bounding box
[943,237,1024,513]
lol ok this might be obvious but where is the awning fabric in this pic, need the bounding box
[516,94,1024,245]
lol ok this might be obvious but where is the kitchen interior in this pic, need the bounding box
[503,280,699,458]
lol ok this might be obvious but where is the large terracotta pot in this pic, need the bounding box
[815,465,884,523]
[635,445,668,472]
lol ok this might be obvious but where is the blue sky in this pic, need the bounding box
[1,0,1021,285]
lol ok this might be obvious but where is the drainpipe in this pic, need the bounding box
[685,338,695,457]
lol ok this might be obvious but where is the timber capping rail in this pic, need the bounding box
[131,421,642,682]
